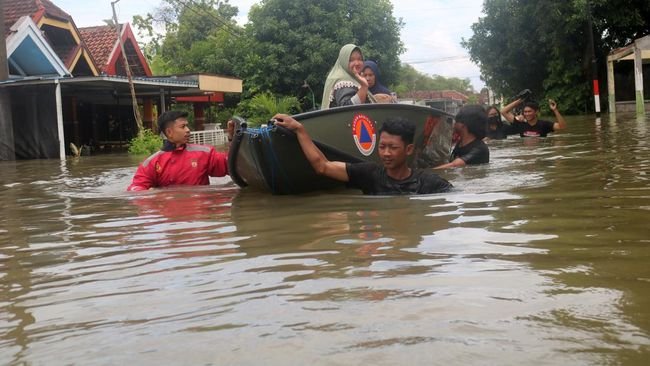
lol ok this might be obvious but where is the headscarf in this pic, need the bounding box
[320,44,375,110]
[363,60,392,95]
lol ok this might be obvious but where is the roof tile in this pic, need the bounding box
[4,0,72,36]
[79,25,118,72]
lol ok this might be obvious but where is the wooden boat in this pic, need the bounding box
[227,103,454,194]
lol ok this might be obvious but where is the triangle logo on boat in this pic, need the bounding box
[359,124,372,143]
[352,113,377,156]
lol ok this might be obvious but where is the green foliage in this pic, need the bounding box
[235,93,301,126]
[242,0,404,103]
[128,129,163,156]
[134,0,404,111]
[133,0,242,75]
[463,0,650,114]
[393,64,474,95]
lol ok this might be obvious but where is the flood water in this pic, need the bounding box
[1,113,649,364]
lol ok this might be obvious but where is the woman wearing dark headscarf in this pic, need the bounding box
[362,60,392,95]
[321,44,376,110]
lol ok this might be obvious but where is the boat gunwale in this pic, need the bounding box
[292,103,455,121]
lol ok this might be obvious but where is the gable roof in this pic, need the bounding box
[3,0,99,76]
[79,25,117,72]
[5,16,69,77]
[3,0,71,37]
[79,23,152,77]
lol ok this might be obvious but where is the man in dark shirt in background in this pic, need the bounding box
[435,105,490,169]
[501,98,567,137]
[273,114,452,195]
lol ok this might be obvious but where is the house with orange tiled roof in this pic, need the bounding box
[4,0,98,76]
[1,0,242,160]
[79,23,152,77]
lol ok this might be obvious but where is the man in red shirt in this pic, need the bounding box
[127,111,232,191]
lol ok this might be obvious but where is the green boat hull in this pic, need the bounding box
[228,104,454,194]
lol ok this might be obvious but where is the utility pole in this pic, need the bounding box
[0,0,16,160]
[586,0,601,117]
[111,0,143,135]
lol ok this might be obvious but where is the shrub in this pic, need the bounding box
[128,129,163,155]
[234,92,301,126]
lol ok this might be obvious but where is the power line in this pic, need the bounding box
[185,0,242,35]
[172,0,242,38]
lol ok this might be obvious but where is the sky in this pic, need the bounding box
[57,0,485,90]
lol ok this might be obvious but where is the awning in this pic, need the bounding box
[608,35,650,62]
[0,73,243,98]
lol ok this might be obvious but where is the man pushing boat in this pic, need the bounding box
[273,114,452,195]
[127,111,234,191]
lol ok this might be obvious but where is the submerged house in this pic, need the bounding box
[1,0,242,160]
[402,90,469,116]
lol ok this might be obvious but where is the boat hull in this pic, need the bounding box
[228,104,453,194]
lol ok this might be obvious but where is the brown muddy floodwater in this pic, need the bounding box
[0,114,649,365]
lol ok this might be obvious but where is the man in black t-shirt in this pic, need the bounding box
[435,105,489,169]
[273,114,452,195]
[501,99,567,137]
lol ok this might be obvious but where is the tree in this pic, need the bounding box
[239,0,404,102]
[134,0,404,111]
[393,64,474,96]
[133,0,242,75]
[463,0,650,114]
[462,1,551,105]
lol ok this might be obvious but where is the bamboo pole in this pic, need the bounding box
[111,0,144,135]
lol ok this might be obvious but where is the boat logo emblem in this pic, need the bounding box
[351,114,376,156]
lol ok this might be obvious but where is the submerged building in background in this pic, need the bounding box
[1,0,241,160]
[401,90,469,116]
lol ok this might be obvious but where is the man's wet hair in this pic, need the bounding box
[456,104,487,140]
[523,101,540,111]
[158,110,188,135]
[379,117,416,145]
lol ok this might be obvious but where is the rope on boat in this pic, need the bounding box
[259,126,294,194]
[244,126,294,194]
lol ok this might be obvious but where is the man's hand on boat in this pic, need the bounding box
[272,114,303,131]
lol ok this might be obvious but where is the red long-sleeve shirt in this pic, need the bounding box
[127,144,228,191]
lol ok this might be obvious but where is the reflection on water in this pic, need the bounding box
[1,114,649,364]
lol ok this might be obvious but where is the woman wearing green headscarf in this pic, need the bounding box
[321,44,376,110]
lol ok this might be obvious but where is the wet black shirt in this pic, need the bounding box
[486,126,507,140]
[345,162,453,195]
[451,138,490,165]
[504,119,555,137]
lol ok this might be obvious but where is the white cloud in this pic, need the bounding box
[392,0,485,90]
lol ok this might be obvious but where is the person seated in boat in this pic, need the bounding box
[273,113,453,195]
[501,94,567,138]
[485,105,507,140]
[321,44,376,110]
[435,105,489,169]
[362,60,395,104]
[127,111,234,191]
